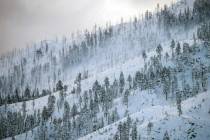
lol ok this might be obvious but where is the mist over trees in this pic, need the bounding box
[0,0,210,139]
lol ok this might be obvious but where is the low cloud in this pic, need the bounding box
[0,0,175,55]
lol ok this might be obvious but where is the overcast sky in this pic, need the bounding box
[0,0,175,55]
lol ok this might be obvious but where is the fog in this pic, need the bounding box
[0,0,175,55]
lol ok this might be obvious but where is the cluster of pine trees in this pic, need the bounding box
[1,36,209,139]
[1,0,210,139]
[34,38,209,139]
[0,88,51,106]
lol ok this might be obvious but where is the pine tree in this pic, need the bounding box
[118,122,123,140]
[163,131,170,140]
[156,44,163,60]
[104,77,110,90]
[113,133,120,140]
[42,106,48,121]
[83,91,89,105]
[47,95,56,117]
[93,92,99,113]
[119,72,125,94]
[113,79,119,97]
[71,104,78,119]
[123,89,129,107]
[131,122,138,140]
[15,88,20,102]
[24,86,31,99]
[58,90,64,109]
[79,96,83,108]
[142,50,147,63]
[127,115,132,130]
[165,52,169,62]
[201,65,208,91]
[163,78,170,100]
[56,80,63,91]
[197,22,210,41]
[111,108,119,123]
[135,71,144,89]
[176,42,181,56]
[92,80,100,95]
[176,90,182,116]
[100,86,106,110]
[171,76,178,98]
[22,101,26,118]
[147,122,153,135]
[170,39,175,58]
[127,75,132,90]
[75,73,82,95]
[123,121,129,140]
[63,101,70,123]
[193,0,210,22]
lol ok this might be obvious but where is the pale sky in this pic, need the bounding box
[0,0,175,55]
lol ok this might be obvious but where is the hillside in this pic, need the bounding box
[1,0,210,139]
[79,91,210,140]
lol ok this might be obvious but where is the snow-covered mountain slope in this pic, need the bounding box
[3,38,210,140]
[5,89,210,140]
[1,0,210,139]
[79,91,210,140]
[0,0,197,99]
[0,39,196,115]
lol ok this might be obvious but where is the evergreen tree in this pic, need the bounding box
[111,108,119,122]
[142,50,147,63]
[170,39,175,58]
[118,122,123,140]
[63,101,70,123]
[171,76,178,98]
[193,0,210,22]
[131,122,138,140]
[165,52,169,62]
[104,77,110,90]
[42,106,49,121]
[56,80,63,91]
[113,133,120,140]
[123,89,129,107]
[22,101,26,118]
[119,72,125,94]
[197,22,210,41]
[58,90,64,109]
[93,92,99,113]
[135,71,144,89]
[15,88,20,102]
[156,44,163,59]
[201,65,208,91]
[83,91,89,105]
[127,75,132,90]
[75,73,82,95]
[24,86,31,99]
[113,79,119,97]
[71,104,78,119]
[163,78,170,100]
[163,131,170,140]
[123,121,129,140]
[176,90,182,116]
[47,95,56,117]
[176,43,181,56]
[147,122,153,135]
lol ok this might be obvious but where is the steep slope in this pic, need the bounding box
[1,0,210,139]
[79,91,210,140]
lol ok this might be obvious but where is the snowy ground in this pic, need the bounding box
[1,0,210,139]
[79,91,210,140]
[2,39,210,140]
[6,90,210,140]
